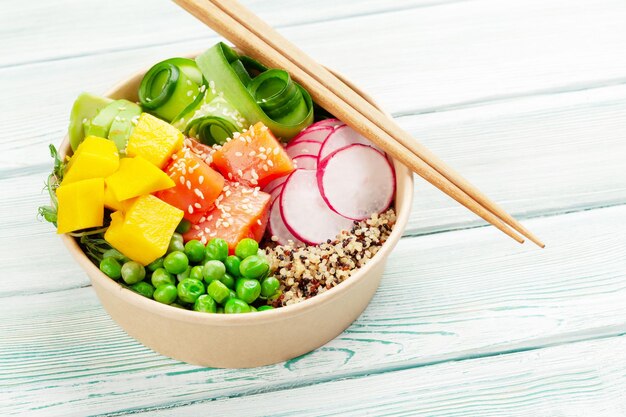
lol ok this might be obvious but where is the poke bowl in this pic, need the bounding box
[44,44,413,368]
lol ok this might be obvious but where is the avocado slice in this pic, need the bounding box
[68,93,112,151]
[85,99,129,140]
[107,100,141,151]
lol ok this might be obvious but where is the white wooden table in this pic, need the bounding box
[2,0,626,415]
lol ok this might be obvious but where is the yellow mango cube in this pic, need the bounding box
[62,136,119,184]
[126,113,184,168]
[103,184,123,212]
[105,156,175,201]
[104,195,184,265]
[56,178,105,234]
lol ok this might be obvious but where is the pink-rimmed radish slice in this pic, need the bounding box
[290,126,333,145]
[318,144,395,221]
[263,175,288,194]
[269,184,284,203]
[308,118,345,129]
[268,198,304,246]
[286,140,322,159]
[293,155,318,170]
[318,125,383,162]
[280,170,354,245]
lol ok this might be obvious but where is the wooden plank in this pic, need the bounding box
[140,336,626,416]
[2,0,626,168]
[7,84,626,296]
[2,206,626,415]
[0,0,438,67]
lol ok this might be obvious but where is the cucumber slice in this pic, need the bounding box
[107,100,141,151]
[85,99,131,139]
[165,57,203,85]
[68,93,112,151]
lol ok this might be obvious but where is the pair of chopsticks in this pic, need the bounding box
[173,0,544,247]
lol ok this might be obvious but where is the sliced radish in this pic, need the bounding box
[290,126,333,145]
[293,155,317,170]
[280,170,354,245]
[269,184,283,203]
[286,140,322,159]
[308,118,345,130]
[263,175,288,194]
[268,198,304,246]
[318,125,383,161]
[318,144,395,220]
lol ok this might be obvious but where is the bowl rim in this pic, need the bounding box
[58,52,414,326]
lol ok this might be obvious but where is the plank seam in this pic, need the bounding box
[0,0,473,70]
[92,327,626,416]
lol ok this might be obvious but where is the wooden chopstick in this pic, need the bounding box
[173,0,532,245]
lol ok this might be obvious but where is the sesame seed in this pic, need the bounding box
[198,176,204,185]
[235,151,243,157]
[248,151,256,157]
[188,205,194,214]
[179,176,185,185]
[194,188,205,199]
[186,180,192,190]
[267,160,274,167]
[273,148,280,155]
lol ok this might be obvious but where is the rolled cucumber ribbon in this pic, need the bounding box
[173,91,248,146]
[138,58,203,122]
[195,43,314,141]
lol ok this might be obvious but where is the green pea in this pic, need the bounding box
[99,257,122,280]
[261,277,280,298]
[131,281,155,298]
[146,257,164,272]
[151,268,175,287]
[154,284,177,304]
[224,255,242,277]
[226,289,237,302]
[207,280,230,304]
[164,251,189,274]
[177,266,192,282]
[204,238,228,262]
[177,278,205,304]
[249,306,257,312]
[203,260,226,283]
[189,265,204,281]
[257,305,275,312]
[121,261,146,284]
[184,240,205,264]
[236,278,261,304]
[176,219,191,234]
[224,298,251,314]
[102,248,129,263]
[239,255,269,279]
[235,238,259,259]
[170,302,185,309]
[220,273,235,290]
[168,233,185,253]
[194,294,217,313]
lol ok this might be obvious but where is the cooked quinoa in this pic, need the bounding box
[263,208,396,307]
